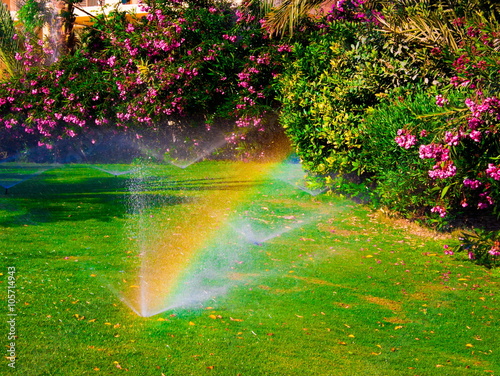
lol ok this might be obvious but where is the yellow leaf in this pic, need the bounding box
[466,344,474,348]
[90,274,97,277]
[348,334,355,338]
[365,255,373,258]
[209,315,217,319]
[394,326,403,330]
[189,321,195,326]
[458,278,468,281]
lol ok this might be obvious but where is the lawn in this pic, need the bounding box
[0,161,498,375]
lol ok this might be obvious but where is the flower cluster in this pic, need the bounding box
[486,163,500,180]
[325,0,382,24]
[394,128,416,149]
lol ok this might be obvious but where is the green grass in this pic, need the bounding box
[0,161,498,375]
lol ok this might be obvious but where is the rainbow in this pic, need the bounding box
[120,154,296,317]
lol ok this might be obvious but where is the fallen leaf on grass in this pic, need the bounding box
[230,317,243,322]
[189,322,196,326]
[466,344,474,348]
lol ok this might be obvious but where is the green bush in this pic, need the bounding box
[361,88,465,221]
[276,21,384,175]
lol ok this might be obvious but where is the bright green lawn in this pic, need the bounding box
[0,161,498,375]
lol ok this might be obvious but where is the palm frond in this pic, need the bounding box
[264,0,327,37]
[0,3,21,78]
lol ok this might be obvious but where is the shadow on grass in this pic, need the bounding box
[0,169,264,227]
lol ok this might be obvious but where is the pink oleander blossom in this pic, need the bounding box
[395,129,417,149]
[463,178,482,189]
[431,205,447,217]
[428,161,457,179]
[435,94,449,107]
[489,246,500,256]
[478,192,494,209]
[419,143,449,161]
[469,130,482,142]
[444,131,460,146]
[486,163,500,180]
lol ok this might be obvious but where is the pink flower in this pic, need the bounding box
[477,192,494,209]
[395,129,417,149]
[486,163,500,180]
[468,251,476,260]
[429,161,457,179]
[488,247,500,256]
[435,94,449,107]
[444,131,460,146]
[463,179,482,189]
[431,205,447,217]
[469,130,482,142]
[419,143,449,161]
[443,245,454,255]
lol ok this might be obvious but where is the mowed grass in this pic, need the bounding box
[0,161,498,376]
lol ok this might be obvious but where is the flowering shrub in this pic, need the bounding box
[0,0,290,148]
[277,0,499,266]
[276,0,448,176]
[388,19,500,223]
[453,228,500,268]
